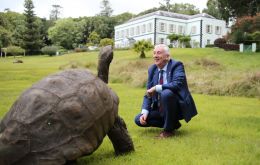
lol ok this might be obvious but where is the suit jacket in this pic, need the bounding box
[142,59,197,122]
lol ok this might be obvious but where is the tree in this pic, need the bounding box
[0,26,11,48]
[137,3,200,17]
[100,0,113,17]
[159,0,171,12]
[99,38,114,47]
[113,12,134,25]
[50,4,62,21]
[23,0,42,54]
[88,31,100,45]
[218,0,259,22]
[202,0,222,19]
[133,40,153,58]
[178,35,191,48]
[170,3,200,15]
[48,18,84,49]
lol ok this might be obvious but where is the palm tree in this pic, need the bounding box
[133,40,153,58]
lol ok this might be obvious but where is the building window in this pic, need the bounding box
[136,26,140,35]
[119,30,123,38]
[169,24,176,33]
[142,24,146,34]
[130,27,134,36]
[160,22,166,32]
[178,25,184,34]
[148,23,152,32]
[215,26,221,35]
[115,31,119,39]
[206,25,213,33]
[147,38,152,43]
[122,30,125,38]
[191,26,196,34]
[207,39,211,45]
[126,29,129,37]
[160,38,165,44]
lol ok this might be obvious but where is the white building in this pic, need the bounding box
[114,10,229,48]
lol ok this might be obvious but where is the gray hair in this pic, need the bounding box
[154,44,170,55]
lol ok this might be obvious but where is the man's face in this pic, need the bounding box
[153,46,169,69]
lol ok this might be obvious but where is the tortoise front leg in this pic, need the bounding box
[107,116,134,155]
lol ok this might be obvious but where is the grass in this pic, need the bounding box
[0,48,260,164]
[78,84,260,165]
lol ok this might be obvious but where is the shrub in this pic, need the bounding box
[99,38,114,47]
[74,47,88,52]
[214,38,227,47]
[41,46,60,56]
[205,44,215,48]
[221,44,239,51]
[5,46,25,56]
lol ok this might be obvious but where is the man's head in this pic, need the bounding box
[153,44,170,69]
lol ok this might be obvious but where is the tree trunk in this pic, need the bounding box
[139,50,145,58]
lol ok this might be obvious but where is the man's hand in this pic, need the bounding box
[146,86,156,98]
[140,113,148,125]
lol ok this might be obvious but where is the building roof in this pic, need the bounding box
[126,10,216,23]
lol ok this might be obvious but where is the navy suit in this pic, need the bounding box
[135,59,197,130]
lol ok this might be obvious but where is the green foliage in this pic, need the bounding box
[167,33,181,42]
[113,12,134,25]
[0,26,11,47]
[48,18,84,49]
[218,0,259,22]
[136,2,200,17]
[133,40,153,58]
[168,34,191,48]
[179,35,191,43]
[251,31,260,41]
[4,46,25,56]
[23,0,42,55]
[170,3,200,15]
[41,45,60,56]
[202,0,222,19]
[205,44,215,48]
[99,38,114,47]
[88,31,100,45]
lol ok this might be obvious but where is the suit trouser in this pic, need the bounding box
[134,89,180,131]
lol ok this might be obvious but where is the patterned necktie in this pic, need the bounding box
[158,70,164,112]
[159,70,164,85]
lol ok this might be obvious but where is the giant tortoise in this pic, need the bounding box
[0,46,134,165]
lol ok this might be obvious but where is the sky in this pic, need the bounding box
[0,0,208,18]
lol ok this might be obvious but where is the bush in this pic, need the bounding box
[41,46,60,56]
[99,38,114,47]
[205,44,215,48]
[214,38,227,47]
[74,47,88,52]
[5,46,25,56]
[221,44,239,51]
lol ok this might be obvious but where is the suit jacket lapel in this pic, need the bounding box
[153,69,159,85]
[166,59,172,83]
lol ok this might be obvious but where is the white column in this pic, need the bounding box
[239,43,244,52]
[252,43,256,52]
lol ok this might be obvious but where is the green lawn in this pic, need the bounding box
[0,48,260,164]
